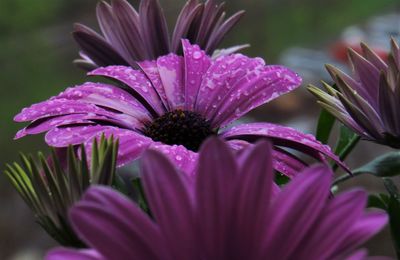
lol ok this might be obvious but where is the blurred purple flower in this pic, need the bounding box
[309,39,400,149]
[15,40,347,177]
[46,138,387,260]
[73,0,246,70]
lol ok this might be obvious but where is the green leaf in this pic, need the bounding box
[367,194,387,210]
[275,173,290,186]
[332,125,360,171]
[388,193,400,258]
[353,152,400,178]
[132,178,151,216]
[316,108,336,144]
[334,125,360,159]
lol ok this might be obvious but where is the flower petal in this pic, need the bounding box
[45,126,154,168]
[195,54,264,118]
[195,138,237,259]
[138,60,170,110]
[221,122,350,172]
[46,248,103,260]
[182,39,211,110]
[54,82,152,125]
[148,143,198,177]
[70,187,163,259]
[212,66,302,128]
[156,54,186,109]
[89,66,165,116]
[294,189,369,259]
[230,141,275,259]
[141,149,198,260]
[72,23,128,67]
[15,114,103,139]
[271,147,307,178]
[262,165,332,259]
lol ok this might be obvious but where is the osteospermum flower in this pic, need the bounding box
[73,0,246,70]
[309,39,400,148]
[15,40,347,177]
[46,138,387,260]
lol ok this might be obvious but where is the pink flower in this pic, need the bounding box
[46,138,387,260]
[15,40,347,177]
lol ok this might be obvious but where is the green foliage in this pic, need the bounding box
[4,136,119,247]
[372,179,400,258]
[132,178,151,217]
[316,108,336,144]
[353,152,400,178]
[0,0,63,35]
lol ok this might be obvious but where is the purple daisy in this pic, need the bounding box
[46,138,387,260]
[309,39,400,148]
[73,0,246,70]
[15,40,347,177]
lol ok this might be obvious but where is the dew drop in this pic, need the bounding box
[192,51,202,60]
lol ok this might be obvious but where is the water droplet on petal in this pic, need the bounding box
[193,51,202,60]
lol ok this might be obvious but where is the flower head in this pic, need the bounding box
[15,40,347,177]
[46,138,387,260]
[73,0,246,70]
[309,39,400,148]
[4,136,118,247]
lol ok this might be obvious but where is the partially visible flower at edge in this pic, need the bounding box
[73,0,247,70]
[309,38,400,149]
[14,40,349,178]
[46,138,388,260]
[4,136,119,247]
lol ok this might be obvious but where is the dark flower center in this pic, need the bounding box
[143,109,215,151]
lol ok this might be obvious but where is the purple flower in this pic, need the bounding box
[15,40,347,177]
[46,138,387,260]
[309,39,400,148]
[73,0,246,70]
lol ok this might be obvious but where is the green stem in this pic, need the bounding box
[332,135,361,172]
[332,170,365,186]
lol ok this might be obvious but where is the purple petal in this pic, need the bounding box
[343,250,368,260]
[109,0,147,63]
[195,54,264,118]
[271,147,307,178]
[15,114,104,139]
[262,165,332,259]
[230,141,275,259]
[182,39,211,110]
[294,189,368,259]
[57,82,151,120]
[221,122,350,173]
[337,211,388,256]
[46,248,103,260]
[212,66,302,128]
[89,66,165,115]
[195,138,237,259]
[141,149,198,260]
[348,49,380,108]
[70,187,163,259]
[148,143,198,177]
[138,60,170,110]
[156,54,185,109]
[72,23,128,67]
[14,99,104,122]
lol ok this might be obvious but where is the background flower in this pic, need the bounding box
[4,136,119,247]
[309,39,400,149]
[73,0,246,70]
[15,40,347,177]
[46,138,388,260]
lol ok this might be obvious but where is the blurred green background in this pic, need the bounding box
[0,0,398,258]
